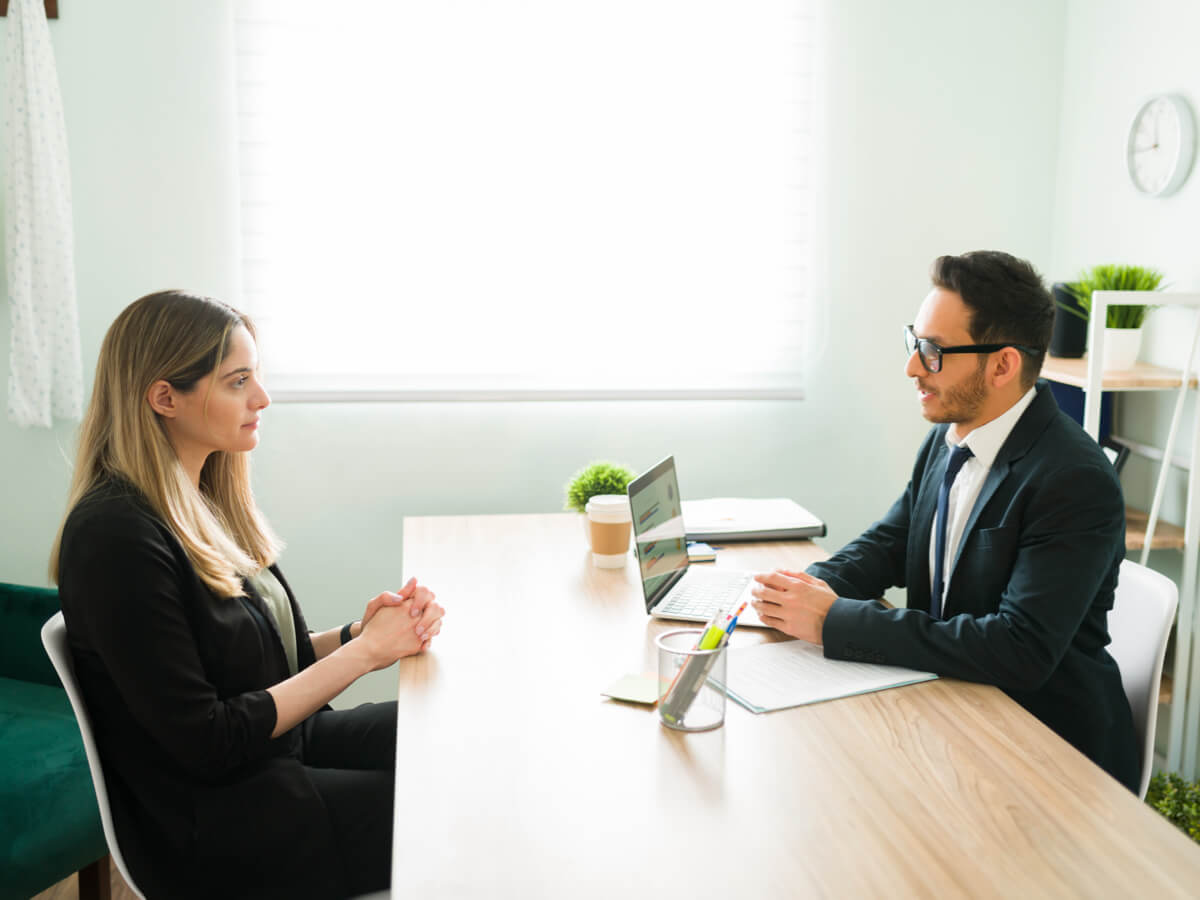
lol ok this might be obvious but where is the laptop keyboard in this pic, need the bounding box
[658,571,751,618]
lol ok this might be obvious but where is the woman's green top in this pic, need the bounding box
[247,568,299,676]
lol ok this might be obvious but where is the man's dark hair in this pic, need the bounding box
[930,250,1054,390]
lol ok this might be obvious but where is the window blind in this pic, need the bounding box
[233,0,816,400]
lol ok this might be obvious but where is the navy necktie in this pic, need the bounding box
[931,444,973,619]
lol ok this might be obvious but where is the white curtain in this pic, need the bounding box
[4,0,81,428]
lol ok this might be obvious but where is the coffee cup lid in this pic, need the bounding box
[586,494,632,522]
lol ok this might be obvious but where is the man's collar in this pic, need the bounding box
[945,385,1038,469]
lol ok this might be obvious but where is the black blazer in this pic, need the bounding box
[811,383,1139,791]
[58,479,346,899]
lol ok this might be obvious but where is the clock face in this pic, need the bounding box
[1127,94,1196,196]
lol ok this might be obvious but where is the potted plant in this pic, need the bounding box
[1049,281,1088,358]
[1146,771,1200,844]
[1066,264,1165,369]
[566,461,637,567]
[565,461,636,513]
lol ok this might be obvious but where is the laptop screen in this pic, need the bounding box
[627,456,689,611]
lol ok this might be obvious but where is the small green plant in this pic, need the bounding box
[1146,772,1200,844]
[565,461,636,513]
[1063,264,1165,329]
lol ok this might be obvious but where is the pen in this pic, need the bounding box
[715,609,744,643]
[725,601,748,634]
[698,623,726,651]
[713,601,748,649]
[661,638,725,724]
[660,608,725,702]
[660,606,735,722]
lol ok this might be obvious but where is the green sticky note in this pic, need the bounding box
[601,673,661,706]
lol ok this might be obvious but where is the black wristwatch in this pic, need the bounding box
[340,622,356,645]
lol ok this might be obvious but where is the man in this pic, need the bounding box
[752,250,1139,792]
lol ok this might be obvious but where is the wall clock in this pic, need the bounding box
[1126,93,1196,197]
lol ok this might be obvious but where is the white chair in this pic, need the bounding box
[41,612,148,899]
[1108,560,1178,799]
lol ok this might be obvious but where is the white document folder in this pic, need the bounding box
[682,497,826,542]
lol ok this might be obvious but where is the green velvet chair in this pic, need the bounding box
[0,582,109,900]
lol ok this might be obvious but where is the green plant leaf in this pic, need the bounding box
[564,461,637,512]
[1071,263,1165,328]
[1054,299,1089,322]
[1146,772,1200,845]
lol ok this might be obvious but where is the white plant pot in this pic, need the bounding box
[1102,327,1143,370]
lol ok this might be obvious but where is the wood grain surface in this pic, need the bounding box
[392,513,1200,898]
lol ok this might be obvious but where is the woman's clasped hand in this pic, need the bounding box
[357,579,445,667]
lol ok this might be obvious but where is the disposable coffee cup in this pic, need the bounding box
[585,495,633,568]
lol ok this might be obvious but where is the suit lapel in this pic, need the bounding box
[944,383,1060,609]
[951,460,1010,575]
[910,436,948,611]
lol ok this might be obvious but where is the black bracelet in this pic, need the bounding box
[340,622,355,645]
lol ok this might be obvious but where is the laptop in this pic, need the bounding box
[627,456,768,628]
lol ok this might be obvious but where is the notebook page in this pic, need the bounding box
[724,639,937,712]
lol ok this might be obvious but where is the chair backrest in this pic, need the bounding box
[1107,560,1178,799]
[41,612,147,900]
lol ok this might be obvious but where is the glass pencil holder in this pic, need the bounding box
[655,628,728,732]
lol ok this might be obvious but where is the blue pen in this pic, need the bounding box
[720,619,737,643]
[724,601,748,636]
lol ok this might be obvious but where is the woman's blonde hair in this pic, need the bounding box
[50,290,282,597]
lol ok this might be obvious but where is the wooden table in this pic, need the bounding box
[392,513,1200,898]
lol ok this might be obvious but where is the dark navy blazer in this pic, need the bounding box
[811,382,1139,792]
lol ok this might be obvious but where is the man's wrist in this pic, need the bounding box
[340,621,361,645]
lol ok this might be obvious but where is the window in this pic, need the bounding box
[234,1,816,400]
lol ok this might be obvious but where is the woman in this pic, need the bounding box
[50,290,443,899]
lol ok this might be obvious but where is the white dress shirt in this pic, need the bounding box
[929,386,1037,612]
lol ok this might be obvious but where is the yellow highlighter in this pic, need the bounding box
[697,619,729,650]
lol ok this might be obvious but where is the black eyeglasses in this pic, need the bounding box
[904,325,1039,374]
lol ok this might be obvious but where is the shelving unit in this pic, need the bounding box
[1041,290,1200,780]
[1124,507,1187,551]
[1039,356,1193,554]
[1041,355,1198,391]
